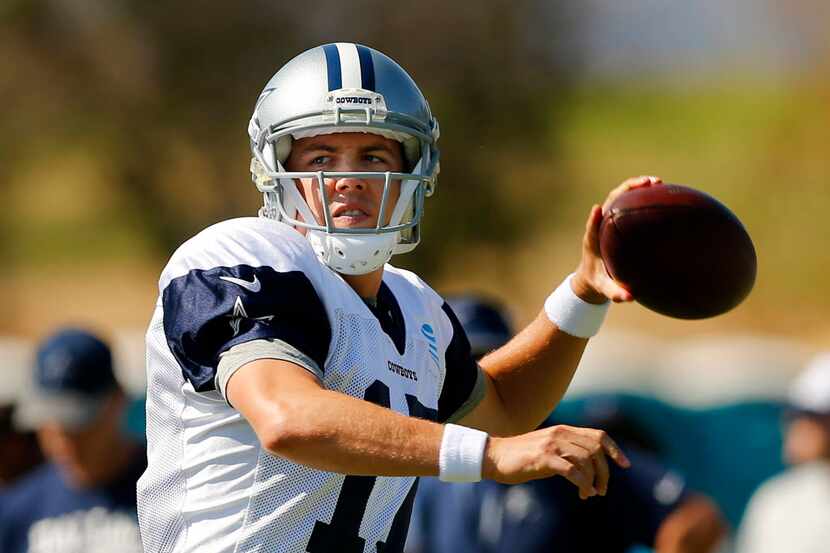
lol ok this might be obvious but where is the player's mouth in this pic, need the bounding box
[331,205,374,227]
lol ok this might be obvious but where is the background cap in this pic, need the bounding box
[788,352,830,416]
[445,294,513,358]
[15,328,118,430]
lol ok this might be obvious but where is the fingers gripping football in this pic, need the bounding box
[601,175,662,214]
[572,176,663,304]
[483,425,630,500]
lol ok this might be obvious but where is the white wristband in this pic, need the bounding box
[544,273,609,338]
[438,424,489,483]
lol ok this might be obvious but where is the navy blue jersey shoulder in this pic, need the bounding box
[162,265,331,392]
[437,302,480,422]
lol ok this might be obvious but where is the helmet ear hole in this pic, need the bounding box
[275,136,293,165]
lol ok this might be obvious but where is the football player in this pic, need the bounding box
[137,42,660,553]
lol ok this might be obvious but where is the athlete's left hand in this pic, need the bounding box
[570,175,663,304]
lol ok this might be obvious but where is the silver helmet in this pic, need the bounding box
[248,43,440,275]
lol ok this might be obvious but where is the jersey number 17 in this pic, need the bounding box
[306,380,437,553]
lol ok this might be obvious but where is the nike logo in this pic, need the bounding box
[219,275,262,293]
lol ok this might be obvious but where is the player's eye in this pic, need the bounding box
[310,156,330,166]
[365,154,390,165]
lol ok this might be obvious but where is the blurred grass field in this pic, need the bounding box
[434,80,830,342]
[4,79,828,343]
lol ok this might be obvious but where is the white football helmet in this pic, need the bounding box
[248,43,440,275]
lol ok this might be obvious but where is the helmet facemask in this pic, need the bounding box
[250,87,438,275]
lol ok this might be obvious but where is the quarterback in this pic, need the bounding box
[137,42,658,553]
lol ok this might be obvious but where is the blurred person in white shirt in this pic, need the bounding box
[735,353,830,553]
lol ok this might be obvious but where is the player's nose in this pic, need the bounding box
[333,177,366,192]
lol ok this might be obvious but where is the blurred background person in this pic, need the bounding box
[0,403,43,489]
[407,295,726,553]
[735,353,830,553]
[0,328,144,553]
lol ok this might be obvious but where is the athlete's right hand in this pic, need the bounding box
[482,424,631,499]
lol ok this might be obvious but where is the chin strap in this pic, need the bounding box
[305,231,398,275]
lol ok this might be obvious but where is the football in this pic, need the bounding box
[599,184,757,319]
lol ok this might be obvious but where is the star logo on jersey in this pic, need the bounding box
[227,297,274,337]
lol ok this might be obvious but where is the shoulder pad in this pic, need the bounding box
[160,218,318,292]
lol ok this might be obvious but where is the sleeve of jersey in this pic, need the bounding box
[161,264,331,393]
[437,302,487,423]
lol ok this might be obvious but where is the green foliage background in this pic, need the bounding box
[1,1,828,342]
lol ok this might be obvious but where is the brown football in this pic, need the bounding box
[599,184,756,319]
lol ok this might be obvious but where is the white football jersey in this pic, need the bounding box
[137,217,482,553]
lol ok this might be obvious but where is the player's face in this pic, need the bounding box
[784,414,830,464]
[284,132,404,230]
[36,393,125,488]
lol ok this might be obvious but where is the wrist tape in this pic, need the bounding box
[438,424,489,483]
[544,273,609,338]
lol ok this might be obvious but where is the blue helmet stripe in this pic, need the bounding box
[323,44,342,91]
[355,44,376,91]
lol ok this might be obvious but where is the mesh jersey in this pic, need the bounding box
[137,217,482,553]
